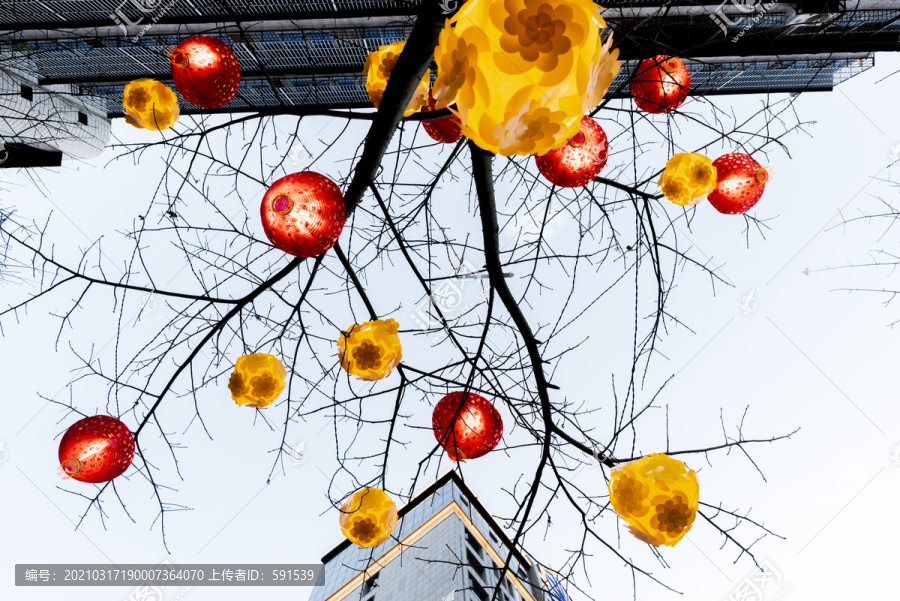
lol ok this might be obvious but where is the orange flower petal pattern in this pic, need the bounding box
[228,353,287,409]
[608,453,699,547]
[337,318,403,381]
[364,41,430,117]
[339,487,399,548]
[434,0,621,156]
[657,153,717,206]
[122,78,180,131]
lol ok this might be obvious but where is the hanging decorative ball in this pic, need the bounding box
[630,55,690,114]
[421,93,463,144]
[432,391,503,461]
[364,41,430,117]
[535,115,608,187]
[337,319,403,381]
[58,415,135,483]
[260,172,346,258]
[432,0,621,156]
[340,487,398,548]
[657,153,717,206]
[707,153,770,215]
[608,453,699,547]
[168,35,241,109]
[228,353,287,408]
[122,79,180,131]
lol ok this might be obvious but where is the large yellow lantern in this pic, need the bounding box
[339,487,398,548]
[657,152,717,206]
[337,319,402,381]
[432,0,621,156]
[364,41,430,117]
[122,78,180,131]
[227,353,287,408]
[608,453,699,547]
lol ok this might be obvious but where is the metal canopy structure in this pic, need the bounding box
[0,0,897,116]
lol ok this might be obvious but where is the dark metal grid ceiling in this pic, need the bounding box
[17,27,414,81]
[84,57,873,116]
[0,0,422,25]
[0,3,890,115]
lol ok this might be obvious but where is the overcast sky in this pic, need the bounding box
[2,51,899,601]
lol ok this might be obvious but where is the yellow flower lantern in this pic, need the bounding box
[433,0,621,156]
[227,353,287,408]
[337,319,403,381]
[339,487,398,548]
[364,41,430,117]
[122,78,180,131]
[657,152,717,206]
[608,453,699,547]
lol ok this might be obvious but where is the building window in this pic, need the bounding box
[466,547,485,579]
[464,529,480,555]
[362,572,379,596]
[488,530,500,544]
[20,85,32,101]
[468,578,489,601]
[459,495,470,508]
[516,566,528,584]
[77,111,88,125]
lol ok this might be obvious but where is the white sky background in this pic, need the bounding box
[1,52,900,601]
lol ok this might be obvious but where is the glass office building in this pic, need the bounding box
[309,470,567,601]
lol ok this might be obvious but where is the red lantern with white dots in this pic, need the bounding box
[260,171,346,258]
[631,56,690,114]
[707,153,770,215]
[168,35,241,109]
[535,116,608,188]
[58,415,135,483]
[432,391,503,461]
[421,94,462,144]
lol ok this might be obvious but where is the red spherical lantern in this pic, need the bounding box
[631,56,690,114]
[535,116,609,188]
[168,35,241,109]
[58,415,135,483]
[421,94,462,144]
[260,171,346,257]
[707,153,770,215]
[432,392,503,461]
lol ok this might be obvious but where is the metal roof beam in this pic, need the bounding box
[0,14,414,41]
[41,67,363,86]
[0,9,415,36]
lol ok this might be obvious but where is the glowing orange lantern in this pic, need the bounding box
[364,41,430,117]
[260,172,346,258]
[122,79,180,131]
[337,319,402,381]
[631,55,690,114]
[535,116,608,188]
[608,453,699,547]
[707,153,770,215]
[432,0,620,156]
[228,353,287,408]
[432,391,503,461]
[339,487,398,548]
[168,35,241,109]
[657,153,717,206]
[58,415,135,483]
